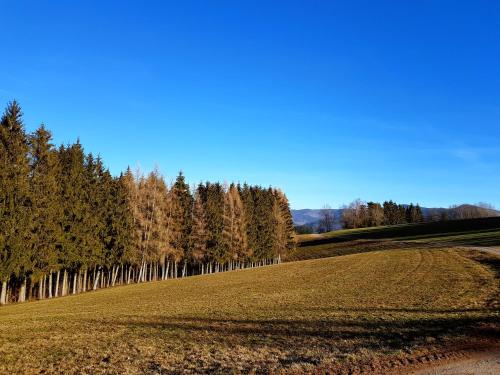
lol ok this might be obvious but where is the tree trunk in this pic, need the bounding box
[40,275,45,299]
[78,269,83,292]
[48,272,53,298]
[182,261,187,278]
[18,278,26,303]
[61,270,67,296]
[93,269,100,290]
[55,270,60,297]
[28,280,34,301]
[82,269,87,292]
[137,262,144,283]
[42,274,47,299]
[0,281,7,305]
[39,277,43,300]
[72,271,77,294]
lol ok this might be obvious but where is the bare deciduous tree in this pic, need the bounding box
[318,204,335,233]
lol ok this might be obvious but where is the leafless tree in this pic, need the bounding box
[341,199,368,229]
[319,204,335,233]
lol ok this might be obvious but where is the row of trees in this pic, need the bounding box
[0,101,295,305]
[341,199,423,229]
[340,200,497,230]
[304,200,498,233]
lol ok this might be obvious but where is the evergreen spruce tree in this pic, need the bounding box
[204,182,225,267]
[165,178,182,269]
[397,204,407,224]
[405,204,415,223]
[0,101,32,304]
[383,200,400,225]
[172,172,193,254]
[57,142,89,294]
[86,155,107,282]
[189,186,208,268]
[28,125,62,299]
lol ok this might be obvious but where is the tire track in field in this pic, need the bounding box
[384,249,465,307]
[323,250,428,307]
[299,252,401,309]
[382,249,429,302]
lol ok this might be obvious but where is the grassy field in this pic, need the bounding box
[0,247,498,374]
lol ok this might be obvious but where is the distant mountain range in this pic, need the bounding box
[292,209,343,228]
[292,204,500,228]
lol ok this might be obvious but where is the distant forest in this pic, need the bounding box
[0,101,295,305]
[297,200,498,234]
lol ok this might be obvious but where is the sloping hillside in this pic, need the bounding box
[0,248,498,374]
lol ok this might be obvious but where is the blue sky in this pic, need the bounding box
[1,1,499,209]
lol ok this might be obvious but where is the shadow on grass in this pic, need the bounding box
[92,308,500,354]
[468,252,500,277]
[287,240,414,261]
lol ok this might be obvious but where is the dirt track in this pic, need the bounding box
[409,350,500,375]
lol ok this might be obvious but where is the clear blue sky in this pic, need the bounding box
[1,1,499,209]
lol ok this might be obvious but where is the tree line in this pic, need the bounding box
[295,201,425,234]
[0,101,295,305]
[337,200,497,231]
[340,199,423,229]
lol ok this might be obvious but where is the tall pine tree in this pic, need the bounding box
[0,101,31,304]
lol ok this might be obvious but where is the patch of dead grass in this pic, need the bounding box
[0,248,498,374]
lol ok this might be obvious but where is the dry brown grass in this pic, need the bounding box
[0,248,498,374]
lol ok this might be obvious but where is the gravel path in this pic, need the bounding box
[409,350,500,375]
[471,246,500,257]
